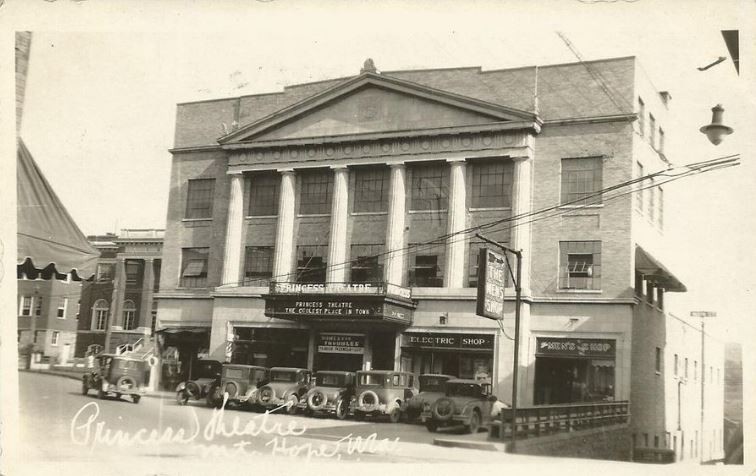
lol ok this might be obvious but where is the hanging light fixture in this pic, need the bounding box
[700,104,734,145]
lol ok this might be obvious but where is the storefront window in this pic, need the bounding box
[401,332,494,380]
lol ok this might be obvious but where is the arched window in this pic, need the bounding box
[92,299,109,330]
[123,300,137,330]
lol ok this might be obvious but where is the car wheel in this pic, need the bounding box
[335,398,348,420]
[426,421,438,433]
[465,410,481,434]
[132,395,141,404]
[286,395,299,415]
[81,379,88,395]
[388,407,402,424]
[176,390,190,405]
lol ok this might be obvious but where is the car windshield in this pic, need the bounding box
[250,369,267,383]
[115,359,140,370]
[193,362,220,379]
[223,368,247,379]
[270,371,296,383]
[446,383,482,398]
[315,373,346,387]
[419,376,449,392]
[358,373,388,386]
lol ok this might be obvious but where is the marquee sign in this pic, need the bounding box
[476,248,507,320]
[270,281,411,300]
[317,333,364,354]
[264,295,413,324]
[535,338,616,359]
[402,332,494,351]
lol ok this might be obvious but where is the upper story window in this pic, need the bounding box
[248,173,280,216]
[20,296,32,316]
[648,179,656,221]
[635,161,644,211]
[299,170,333,215]
[674,354,678,376]
[244,246,273,285]
[57,298,67,319]
[638,97,645,137]
[408,242,445,287]
[560,157,602,206]
[410,163,448,211]
[180,247,209,288]
[296,245,327,284]
[657,187,664,229]
[125,261,140,286]
[122,300,136,330]
[684,357,689,379]
[350,244,384,283]
[658,127,665,153]
[649,114,656,148]
[655,347,662,373]
[471,160,513,209]
[96,263,114,282]
[92,299,109,331]
[34,296,43,316]
[185,178,215,219]
[558,241,602,290]
[353,167,389,213]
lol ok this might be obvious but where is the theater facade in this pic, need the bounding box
[156,57,690,430]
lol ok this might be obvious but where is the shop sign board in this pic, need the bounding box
[536,337,615,359]
[317,333,364,354]
[270,281,412,300]
[402,332,494,351]
[475,248,507,320]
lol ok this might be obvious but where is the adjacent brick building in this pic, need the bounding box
[156,57,724,461]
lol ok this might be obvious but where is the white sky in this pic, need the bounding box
[4,0,756,344]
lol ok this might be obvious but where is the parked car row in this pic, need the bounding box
[171,361,508,433]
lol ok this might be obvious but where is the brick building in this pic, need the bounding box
[157,57,723,461]
[75,229,163,357]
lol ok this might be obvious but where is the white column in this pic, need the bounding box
[273,169,296,283]
[445,158,467,288]
[384,163,406,286]
[326,166,349,284]
[510,156,532,293]
[221,173,245,287]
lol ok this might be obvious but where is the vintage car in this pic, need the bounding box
[175,359,222,405]
[402,373,455,422]
[256,367,312,414]
[207,364,269,409]
[352,370,417,423]
[421,379,501,433]
[82,353,148,404]
[298,370,356,419]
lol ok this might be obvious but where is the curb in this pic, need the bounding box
[433,437,507,452]
[20,369,173,400]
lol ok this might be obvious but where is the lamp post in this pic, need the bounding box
[690,310,716,463]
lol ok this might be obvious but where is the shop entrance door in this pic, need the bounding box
[534,357,588,404]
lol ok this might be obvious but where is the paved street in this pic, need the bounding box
[13,372,561,472]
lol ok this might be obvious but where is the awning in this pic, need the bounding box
[17,138,99,279]
[635,246,687,292]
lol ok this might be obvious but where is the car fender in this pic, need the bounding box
[175,382,187,392]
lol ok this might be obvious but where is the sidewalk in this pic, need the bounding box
[19,368,175,400]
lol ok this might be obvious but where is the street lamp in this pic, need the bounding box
[699,104,733,145]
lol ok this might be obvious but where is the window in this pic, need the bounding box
[560,157,602,206]
[684,357,689,378]
[248,173,280,216]
[353,167,389,213]
[350,244,384,283]
[694,360,697,381]
[648,179,656,221]
[657,187,664,229]
[408,242,445,287]
[125,261,140,286]
[185,178,215,219]
[635,161,644,211]
[122,300,136,330]
[296,245,327,284]
[649,114,656,147]
[471,160,513,208]
[674,354,678,376]
[410,163,448,211]
[299,170,333,215]
[34,296,43,317]
[643,433,649,447]
[559,241,601,290]
[51,331,60,346]
[180,247,209,288]
[33,331,40,344]
[93,299,109,330]
[96,263,114,281]
[654,435,659,448]
[655,347,662,373]
[57,298,67,319]
[658,127,665,153]
[20,296,32,316]
[244,246,274,285]
[638,97,645,137]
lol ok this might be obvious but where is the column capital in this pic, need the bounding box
[388,161,406,169]
[446,158,467,164]
[228,170,245,176]
[330,165,349,170]
[510,155,532,162]
[277,168,295,175]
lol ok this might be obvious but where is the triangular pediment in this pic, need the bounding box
[219,73,538,144]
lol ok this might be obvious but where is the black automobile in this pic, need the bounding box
[82,354,148,404]
[207,364,269,409]
[299,370,356,419]
[175,359,222,405]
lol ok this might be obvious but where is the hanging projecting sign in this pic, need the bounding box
[476,248,507,320]
[536,337,616,359]
[317,333,365,354]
